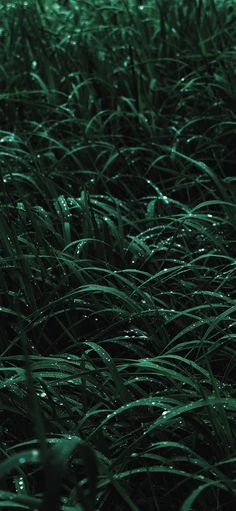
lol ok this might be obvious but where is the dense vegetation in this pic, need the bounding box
[0,0,236,509]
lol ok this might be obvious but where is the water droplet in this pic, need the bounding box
[161,410,169,417]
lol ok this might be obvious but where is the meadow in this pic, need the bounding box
[0,0,236,509]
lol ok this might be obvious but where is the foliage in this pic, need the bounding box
[0,0,236,509]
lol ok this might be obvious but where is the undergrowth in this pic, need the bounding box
[0,0,236,510]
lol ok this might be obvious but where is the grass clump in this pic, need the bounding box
[0,0,236,509]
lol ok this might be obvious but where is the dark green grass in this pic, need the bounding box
[0,0,236,509]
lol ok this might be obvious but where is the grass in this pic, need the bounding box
[0,0,236,509]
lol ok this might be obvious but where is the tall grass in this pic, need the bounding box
[0,0,236,509]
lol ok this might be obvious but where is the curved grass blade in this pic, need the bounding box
[42,438,97,511]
